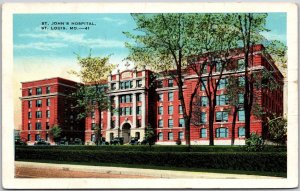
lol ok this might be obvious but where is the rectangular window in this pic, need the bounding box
[111,83,116,90]
[125,95,132,103]
[46,122,50,130]
[35,122,42,130]
[158,119,163,128]
[201,80,207,91]
[158,133,163,141]
[168,119,173,128]
[238,127,245,137]
[202,63,207,73]
[200,112,207,123]
[168,79,173,87]
[91,123,96,130]
[157,80,163,88]
[137,94,142,102]
[238,93,244,104]
[36,99,42,107]
[238,59,245,70]
[158,94,163,102]
[28,101,32,108]
[36,111,42,118]
[168,132,173,140]
[137,119,141,127]
[216,128,228,138]
[27,134,31,141]
[111,120,115,129]
[179,118,184,127]
[238,110,245,121]
[168,105,173,115]
[217,78,228,90]
[46,86,51,94]
[179,105,183,114]
[200,128,207,138]
[91,134,96,142]
[91,111,95,119]
[137,106,141,115]
[168,92,174,101]
[216,95,229,106]
[239,77,245,86]
[137,80,142,87]
[178,131,184,140]
[28,123,31,130]
[35,134,41,141]
[125,107,132,115]
[28,89,32,96]
[215,61,222,72]
[36,87,42,95]
[46,99,51,106]
[46,110,50,118]
[216,111,228,122]
[201,96,208,106]
[158,106,163,115]
[28,112,32,119]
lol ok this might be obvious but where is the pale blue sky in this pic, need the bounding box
[13,13,287,68]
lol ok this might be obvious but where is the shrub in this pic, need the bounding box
[245,132,264,152]
[15,147,286,173]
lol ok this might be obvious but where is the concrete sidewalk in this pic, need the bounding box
[15,161,283,179]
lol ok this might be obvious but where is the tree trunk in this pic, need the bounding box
[184,117,191,149]
[231,107,238,145]
[208,103,215,146]
[97,108,102,146]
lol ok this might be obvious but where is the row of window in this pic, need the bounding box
[118,106,142,116]
[201,77,245,91]
[157,127,245,141]
[157,110,245,128]
[158,118,185,128]
[119,94,143,103]
[109,119,142,129]
[28,86,51,96]
[200,127,245,138]
[28,122,51,130]
[157,79,174,88]
[27,134,49,141]
[28,111,50,119]
[189,59,245,73]
[157,92,174,102]
[158,105,183,115]
[111,80,143,90]
[28,99,51,108]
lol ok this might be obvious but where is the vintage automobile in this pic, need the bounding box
[15,139,27,146]
[130,137,140,145]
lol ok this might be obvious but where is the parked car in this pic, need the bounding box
[15,139,27,146]
[74,138,83,145]
[130,137,140,145]
[34,139,50,145]
[110,137,124,145]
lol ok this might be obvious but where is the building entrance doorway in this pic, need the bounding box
[122,123,131,143]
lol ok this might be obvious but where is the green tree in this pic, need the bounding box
[266,40,287,76]
[267,114,287,145]
[50,124,62,144]
[144,124,156,146]
[125,13,239,146]
[232,13,269,138]
[70,54,115,145]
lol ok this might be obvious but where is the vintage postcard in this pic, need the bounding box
[2,2,298,189]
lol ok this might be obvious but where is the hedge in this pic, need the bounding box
[15,148,286,172]
[15,145,287,153]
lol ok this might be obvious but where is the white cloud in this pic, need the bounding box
[101,17,127,25]
[17,30,125,50]
[14,42,67,51]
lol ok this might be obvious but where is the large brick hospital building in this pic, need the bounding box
[20,45,284,145]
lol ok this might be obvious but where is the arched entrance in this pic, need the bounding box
[122,123,131,143]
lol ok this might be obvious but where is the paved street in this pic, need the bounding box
[15,161,283,179]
